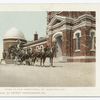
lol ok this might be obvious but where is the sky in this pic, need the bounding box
[0,11,47,47]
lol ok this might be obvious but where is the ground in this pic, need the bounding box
[0,61,95,87]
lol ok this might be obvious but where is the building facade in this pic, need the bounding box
[46,11,96,62]
[23,34,47,52]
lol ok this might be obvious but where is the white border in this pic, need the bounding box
[0,3,98,97]
[0,0,100,3]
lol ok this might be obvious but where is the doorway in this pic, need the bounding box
[52,32,63,57]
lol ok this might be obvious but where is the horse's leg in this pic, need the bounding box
[40,58,42,66]
[51,57,53,66]
[43,57,46,67]
[33,58,35,66]
[28,60,30,65]
[30,58,32,65]
[28,58,31,65]
[50,57,53,67]
[49,57,51,66]
[27,58,30,66]
[33,57,36,66]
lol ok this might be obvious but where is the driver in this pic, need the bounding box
[16,39,23,50]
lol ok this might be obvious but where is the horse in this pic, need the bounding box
[42,45,56,66]
[31,51,44,66]
[8,45,26,65]
[32,45,56,67]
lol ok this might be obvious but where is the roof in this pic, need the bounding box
[24,37,47,47]
[3,27,26,40]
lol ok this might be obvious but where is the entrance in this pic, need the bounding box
[56,36,62,57]
[52,32,63,57]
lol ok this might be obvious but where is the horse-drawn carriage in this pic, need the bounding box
[1,41,56,66]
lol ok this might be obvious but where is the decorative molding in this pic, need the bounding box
[67,56,95,59]
[48,14,95,29]
[48,15,74,30]
[48,15,65,26]
[47,14,95,36]
[72,21,95,30]
[74,14,95,24]
[47,21,95,36]
[52,20,65,29]
[52,32,63,42]
[52,24,72,34]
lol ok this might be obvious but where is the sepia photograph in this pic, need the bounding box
[0,10,96,87]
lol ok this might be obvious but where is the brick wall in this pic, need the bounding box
[47,11,96,62]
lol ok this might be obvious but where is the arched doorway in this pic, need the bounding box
[52,32,63,57]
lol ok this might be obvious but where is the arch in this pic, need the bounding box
[40,45,44,49]
[89,29,95,37]
[73,30,81,39]
[29,47,32,51]
[73,30,81,50]
[52,32,63,57]
[89,29,96,50]
[52,32,63,42]
[36,46,39,50]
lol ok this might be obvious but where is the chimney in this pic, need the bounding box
[34,32,38,41]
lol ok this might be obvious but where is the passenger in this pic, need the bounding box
[16,39,23,50]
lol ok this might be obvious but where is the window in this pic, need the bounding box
[38,45,44,52]
[36,46,39,50]
[40,45,44,49]
[73,30,81,51]
[76,33,80,50]
[89,29,95,50]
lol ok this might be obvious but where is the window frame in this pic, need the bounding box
[89,29,95,51]
[73,30,81,52]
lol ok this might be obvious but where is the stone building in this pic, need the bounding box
[23,33,47,52]
[46,11,96,62]
[3,27,27,51]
